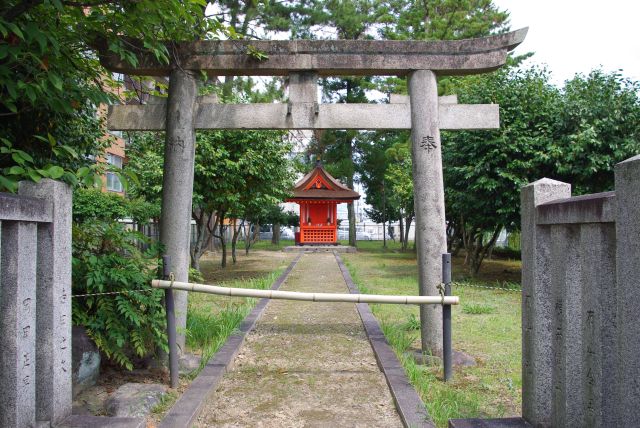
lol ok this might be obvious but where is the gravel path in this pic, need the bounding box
[194,252,402,427]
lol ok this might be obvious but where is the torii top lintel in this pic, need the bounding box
[97,28,527,77]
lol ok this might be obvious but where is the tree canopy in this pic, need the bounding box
[0,0,222,191]
[442,67,640,273]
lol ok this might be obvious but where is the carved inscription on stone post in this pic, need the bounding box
[419,136,438,152]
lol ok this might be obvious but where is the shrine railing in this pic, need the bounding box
[301,225,336,243]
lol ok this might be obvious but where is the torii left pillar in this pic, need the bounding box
[160,68,198,351]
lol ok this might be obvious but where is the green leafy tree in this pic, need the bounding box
[375,0,510,94]
[443,67,561,273]
[443,67,640,274]
[193,129,294,268]
[0,0,222,191]
[360,131,403,246]
[553,70,640,194]
[257,204,299,245]
[124,131,164,217]
[384,139,415,251]
[378,0,509,40]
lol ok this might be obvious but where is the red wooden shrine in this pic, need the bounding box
[287,161,360,245]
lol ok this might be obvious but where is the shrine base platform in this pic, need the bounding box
[283,245,356,253]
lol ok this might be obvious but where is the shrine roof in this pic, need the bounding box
[288,163,360,201]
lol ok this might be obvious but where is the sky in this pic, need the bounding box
[493,0,640,86]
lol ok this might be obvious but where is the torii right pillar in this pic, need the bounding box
[409,70,447,357]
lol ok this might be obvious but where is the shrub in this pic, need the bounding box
[72,188,129,222]
[72,188,160,225]
[72,220,167,370]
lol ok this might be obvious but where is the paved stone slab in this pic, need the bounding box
[193,253,403,427]
[58,414,145,428]
[283,245,356,253]
[448,417,531,428]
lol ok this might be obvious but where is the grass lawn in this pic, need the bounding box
[342,241,522,427]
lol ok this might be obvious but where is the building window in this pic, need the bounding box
[106,153,123,193]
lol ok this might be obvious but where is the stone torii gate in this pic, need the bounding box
[100,28,527,356]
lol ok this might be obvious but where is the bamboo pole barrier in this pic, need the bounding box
[151,279,459,305]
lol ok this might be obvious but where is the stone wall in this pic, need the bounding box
[521,155,640,427]
[0,179,72,427]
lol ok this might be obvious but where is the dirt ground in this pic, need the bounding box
[194,252,402,427]
[199,249,295,284]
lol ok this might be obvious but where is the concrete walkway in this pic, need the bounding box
[194,252,402,427]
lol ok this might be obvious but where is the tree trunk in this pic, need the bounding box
[345,81,357,248]
[231,218,237,264]
[398,212,405,246]
[216,211,227,268]
[462,218,472,266]
[190,210,205,271]
[271,222,280,245]
[403,215,413,251]
[382,181,387,248]
[471,226,501,275]
[231,219,244,264]
[347,202,356,246]
[446,216,463,256]
[382,218,386,248]
[190,209,216,271]
[245,221,259,255]
[245,223,251,255]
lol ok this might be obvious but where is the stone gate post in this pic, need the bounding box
[1,218,38,427]
[0,179,72,426]
[160,68,198,351]
[520,178,571,426]
[20,180,73,425]
[614,154,640,425]
[408,69,447,356]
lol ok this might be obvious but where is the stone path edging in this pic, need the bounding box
[334,252,435,428]
[58,414,145,428]
[159,253,302,428]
